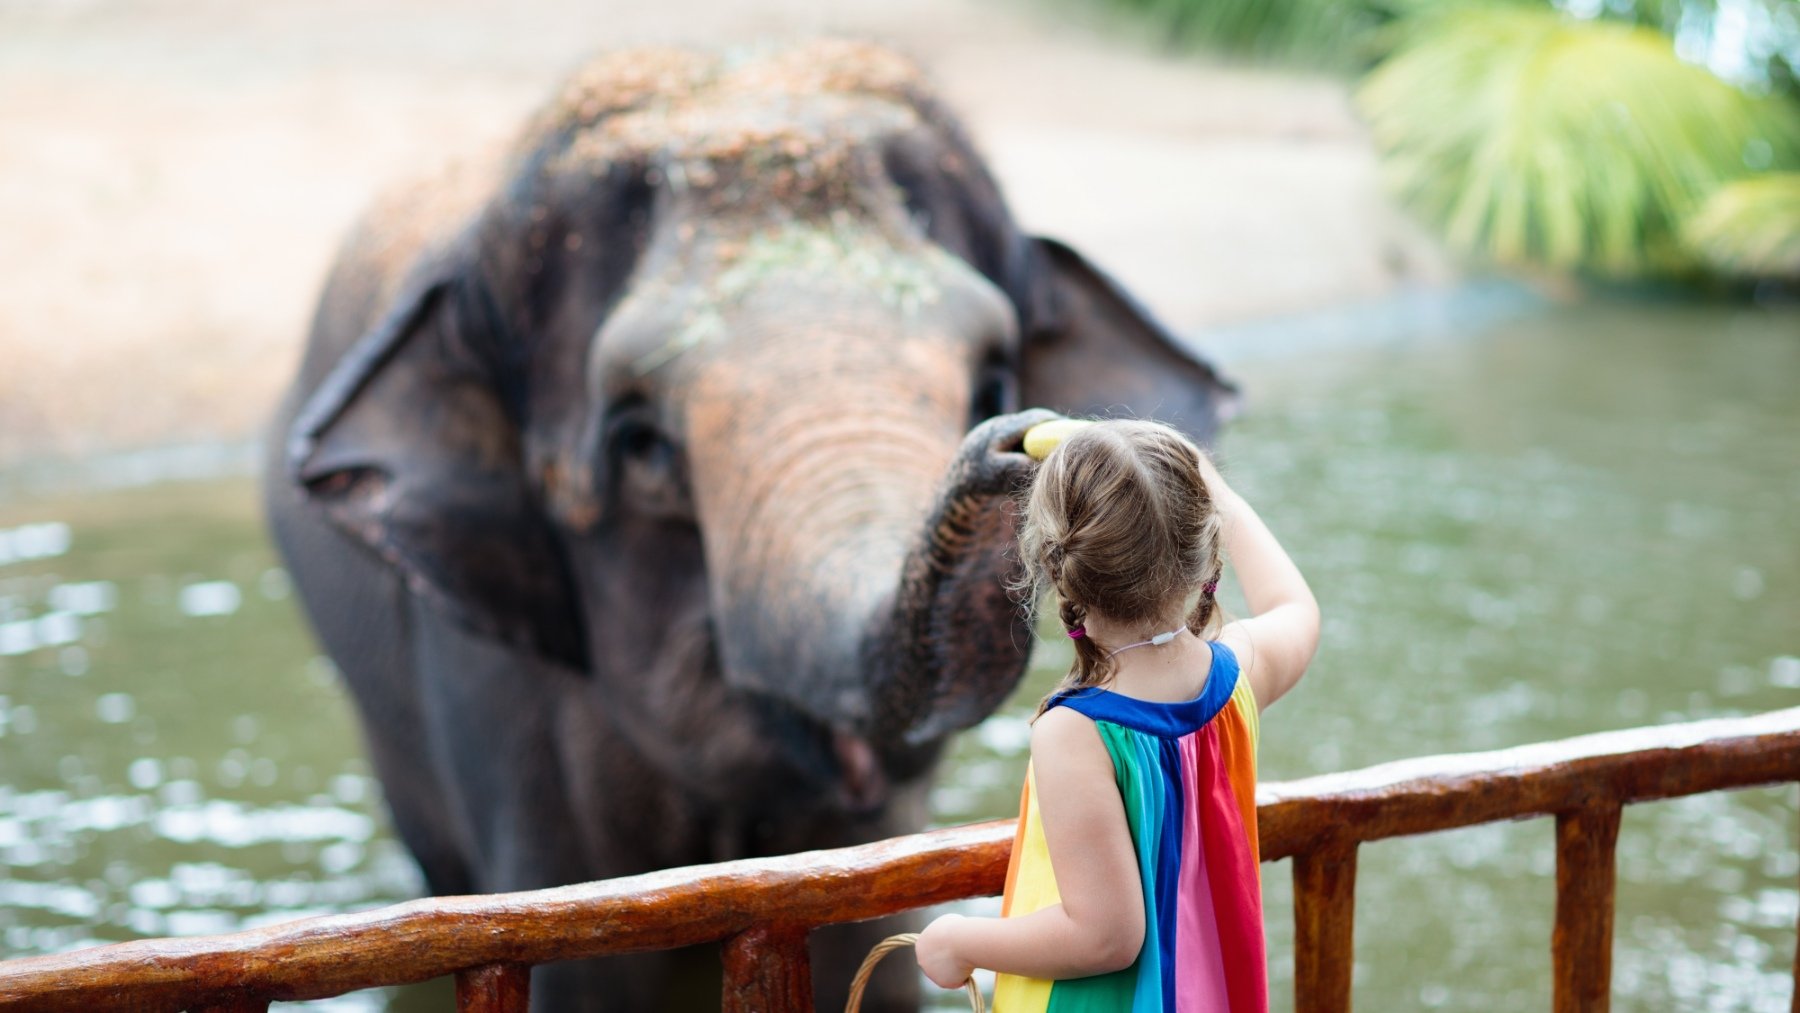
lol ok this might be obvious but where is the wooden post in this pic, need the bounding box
[455,963,531,1013]
[1552,803,1622,1013]
[721,923,813,1013]
[1293,842,1358,1013]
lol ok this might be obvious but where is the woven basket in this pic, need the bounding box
[845,933,985,1013]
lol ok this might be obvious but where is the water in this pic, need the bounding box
[1,294,1795,1010]
[0,481,430,1010]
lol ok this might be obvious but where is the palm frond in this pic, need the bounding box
[1683,172,1800,278]
[1357,6,1800,277]
[1585,0,1800,101]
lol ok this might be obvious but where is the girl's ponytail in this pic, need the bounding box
[1014,418,1228,718]
[1183,510,1227,638]
[1042,572,1113,717]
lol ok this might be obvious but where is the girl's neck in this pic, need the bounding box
[1082,611,1210,703]
[1080,610,1187,651]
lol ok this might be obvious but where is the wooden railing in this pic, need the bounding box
[1,706,1796,1012]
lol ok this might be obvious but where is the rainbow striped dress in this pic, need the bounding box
[993,642,1265,1012]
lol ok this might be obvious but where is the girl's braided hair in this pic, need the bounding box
[1013,419,1225,716]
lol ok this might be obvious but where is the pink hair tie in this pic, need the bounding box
[1202,578,1219,596]
[1067,626,1086,639]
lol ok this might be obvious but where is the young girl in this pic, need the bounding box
[915,419,1319,1012]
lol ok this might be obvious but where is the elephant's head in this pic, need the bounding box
[285,42,1237,817]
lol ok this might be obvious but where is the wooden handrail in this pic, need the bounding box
[1292,842,1357,1013]
[0,706,1794,1012]
[1552,804,1622,1013]
[0,821,1015,1012]
[454,963,530,1013]
[1257,706,1800,858]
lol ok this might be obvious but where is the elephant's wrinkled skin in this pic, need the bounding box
[264,42,1237,1012]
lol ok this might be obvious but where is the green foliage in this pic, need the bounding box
[1683,172,1800,278]
[1595,0,1800,100]
[1098,0,1800,101]
[1088,0,1396,69]
[1077,0,1800,283]
[1357,6,1800,276]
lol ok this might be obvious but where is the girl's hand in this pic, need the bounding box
[915,913,976,989]
[1195,447,1240,513]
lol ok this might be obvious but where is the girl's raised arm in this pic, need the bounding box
[915,707,1144,987]
[1201,453,1320,710]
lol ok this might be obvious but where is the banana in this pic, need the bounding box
[1022,419,1093,461]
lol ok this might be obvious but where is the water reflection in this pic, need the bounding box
[0,481,422,1010]
[178,581,243,618]
[0,295,1794,1012]
[0,523,71,566]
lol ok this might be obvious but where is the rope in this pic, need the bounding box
[843,933,985,1013]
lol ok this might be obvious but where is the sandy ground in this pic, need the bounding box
[0,0,1452,468]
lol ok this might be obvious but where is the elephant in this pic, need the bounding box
[263,40,1237,1012]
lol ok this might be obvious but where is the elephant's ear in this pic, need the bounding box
[1017,237,1241,441]
[285,247,590,672]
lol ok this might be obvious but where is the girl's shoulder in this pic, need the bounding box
[1031,702,1096,741]
[1046,641,1242,737]
[1028,705,1115,779]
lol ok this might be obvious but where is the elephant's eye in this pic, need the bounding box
[611,417,662,459]
[602,398,670,460]
[602,403,692,520]
[970,359,1017,425]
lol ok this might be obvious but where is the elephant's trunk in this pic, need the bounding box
[863,409,1057,744]
[683,319,1048,760]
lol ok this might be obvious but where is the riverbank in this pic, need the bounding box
[0,0,1451,468]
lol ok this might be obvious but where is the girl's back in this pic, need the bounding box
[995,641,1265,1012]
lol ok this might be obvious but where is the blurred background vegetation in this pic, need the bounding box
[1073,0,1800,287]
